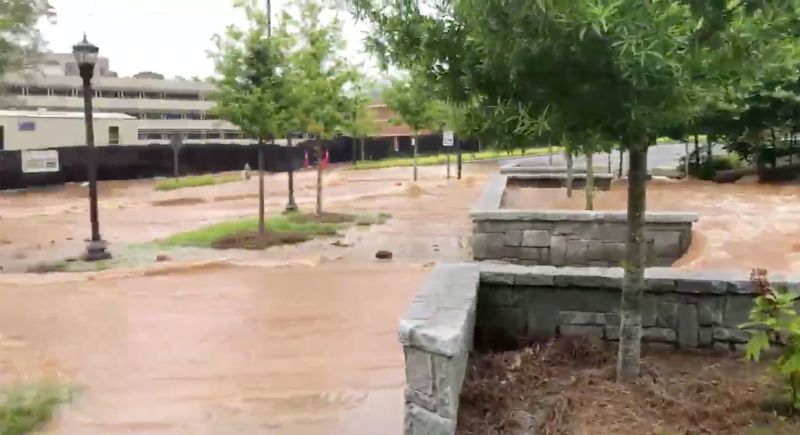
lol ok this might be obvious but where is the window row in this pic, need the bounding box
[7,86,206,101]
[130,112,219,121]
[137,131,248,141]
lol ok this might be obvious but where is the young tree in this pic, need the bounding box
[290,0,356,215]
[351,0,800,383]
[210,0,297,233]
[382,77,445,181]
[0,0,52,81]
[343,80,380,163]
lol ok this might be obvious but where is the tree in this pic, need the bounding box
[350,0,800,383]
[382,76,445,181]
[210,0,297,233]
[343,80,380,163]
[290,0,356,216]
[0,0,52,81]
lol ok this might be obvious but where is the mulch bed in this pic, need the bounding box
[458,338,799,435]
[211,231,310,250]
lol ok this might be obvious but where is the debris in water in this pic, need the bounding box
[331,240,352,248]
[404,183,427,198]
[375,250,393,260]
[156,254,171,262]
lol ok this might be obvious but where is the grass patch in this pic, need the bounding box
[157,212,390,250]
[154,174,240,192]
[0,383,75,435]
[353,147,563,170]
[26,258,113,274]
[354,213,392,226]
[158,213,339,249]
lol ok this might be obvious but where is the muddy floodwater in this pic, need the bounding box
[0,164,491,434]
[1,161,798,434]
[503,177,800,272]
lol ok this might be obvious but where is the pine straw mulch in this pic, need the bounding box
[457,337,800,435]
[211,231,310,250]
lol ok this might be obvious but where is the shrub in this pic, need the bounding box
[681,150,742,180]
[741,269,800,411]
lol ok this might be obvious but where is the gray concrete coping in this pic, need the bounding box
[470,172,700,223]
[499,165,605,175]
[478,263,800,294]
[398,263,480,357]
[471,209,700,223]
[508,173,615,180]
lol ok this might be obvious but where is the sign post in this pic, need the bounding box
[443,130,454,180]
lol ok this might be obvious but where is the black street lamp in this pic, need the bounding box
[73,34,111,261]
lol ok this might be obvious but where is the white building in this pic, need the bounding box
[0,110,137,151]
[1,53,248,146]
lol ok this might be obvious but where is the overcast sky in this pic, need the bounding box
[39,0,377,79]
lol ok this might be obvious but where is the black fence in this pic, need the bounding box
[0,134,480,190]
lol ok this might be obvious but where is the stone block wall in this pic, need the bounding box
[476,264,800,350]
[398,263,480,435]
[505,173,614,190]
[471,175,698,267]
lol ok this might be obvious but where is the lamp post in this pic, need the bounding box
[73,34,111,261]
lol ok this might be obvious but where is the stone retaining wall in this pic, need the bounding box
[398,263,480,435]
[506,173,613,190]
[476,264,800,350]
[472,175,698,266]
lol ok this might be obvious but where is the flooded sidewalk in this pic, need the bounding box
[0,163,493,434]
[0,263,426,434]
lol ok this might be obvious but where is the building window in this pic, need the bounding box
[18,121,36,131]
[52,88,73,97]
[0,126,4,151]
[109,126,120,145]
[28,87,49,96]
[187,132,203,140]
[205,131,220,140]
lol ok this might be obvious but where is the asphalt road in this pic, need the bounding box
[500,142,691,174]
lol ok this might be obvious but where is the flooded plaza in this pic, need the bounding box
[1,160,799,434]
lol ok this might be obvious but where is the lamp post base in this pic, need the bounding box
[284,201,299,214]
[83,239,111,261]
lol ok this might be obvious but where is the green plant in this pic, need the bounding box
[0,383,74,435]
[742,268,800,410]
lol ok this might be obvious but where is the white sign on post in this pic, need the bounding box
[21,150,59,173]
[443,130,454,147]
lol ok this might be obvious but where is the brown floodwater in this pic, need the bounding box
[0,263,425,434]
[0,163,494,434]
[503,177,800,272]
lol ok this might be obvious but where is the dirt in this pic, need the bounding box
[458,338,798,435]
[212,231,311,250]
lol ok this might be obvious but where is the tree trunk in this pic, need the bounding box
[172,147,180,178]
[352,137,357,166]
[694,134,700,169]
[585,150,594,210]
[361,137,366,161]
[456,134,462,180]
[315,142,323,216]
[413,133,419,182]
[706,135,713,171]
[617,143,648,383]
[770,128,778,168]
[565,149,574,198]
[607,151,612,174]
[618,148,624,178]
[285,136,297,213]
[548,144,553,166]
[258,143,266,234]
[684,140,690,178]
